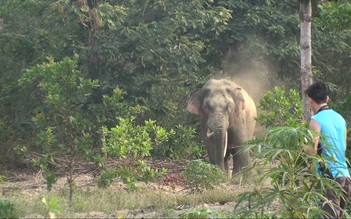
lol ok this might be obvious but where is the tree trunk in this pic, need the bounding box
[300,0,313,121]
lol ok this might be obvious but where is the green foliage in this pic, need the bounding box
[17,55,105,207]
[178,208,226,219]
[102,118,172,159]
[115,161,167,191]
[155,124,205,160]
[18,55,97,175]
[0,199,18,219]
[232,212,275,219]
[217,1,300,83]
[17,54,144,171]
[43,171,57,191]
[0,0,350,184]
[134,160,167,183]
[100,87,147,128]
[313,2,351,100]
[316,1,351,31]
[100,117,171,189]
[182,160,226,193]
[98,161,167,191]
[97,169,117,189]
[235,126,349,218]
[0,0,86,166]
[334,94,351,122]
[42,196,62,219]
[257,87,304,128]
[0,175,6,184]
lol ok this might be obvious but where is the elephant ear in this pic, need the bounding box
[233,87,245,115]
[187,89,203,115]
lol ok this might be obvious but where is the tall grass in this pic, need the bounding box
[234,126,350,218]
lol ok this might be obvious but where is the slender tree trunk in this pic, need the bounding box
[300,0,313,121]
[67,152,76,209]
[67,162,74,209]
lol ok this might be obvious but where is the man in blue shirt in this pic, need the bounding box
[305,81,351,218]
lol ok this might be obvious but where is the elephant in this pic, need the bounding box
[187,79,257,175]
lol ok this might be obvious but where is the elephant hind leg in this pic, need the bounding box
[232,148,250,175]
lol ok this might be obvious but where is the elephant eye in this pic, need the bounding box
[227,104,233,111]
[205,101,213,111]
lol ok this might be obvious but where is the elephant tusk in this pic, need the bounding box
[207,129,214,138]
[223,131,228,158]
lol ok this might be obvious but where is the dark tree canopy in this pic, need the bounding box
[0,0,350,167]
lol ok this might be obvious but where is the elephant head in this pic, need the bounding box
[187,79,257,174]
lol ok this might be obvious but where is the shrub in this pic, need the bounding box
[154,124,205,160]
[42,196,62,219]
[18,55,150,206]
[235,126,349,218]
[182,160,226,192]
[257,86,304,128]
[18,55,102,207]
[0,199,18,219]
[0,175,6,184]
[99,118,171,190]
[97,169,117,188]
[114,160,167,191]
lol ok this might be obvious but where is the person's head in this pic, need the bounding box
[305,81,329,104]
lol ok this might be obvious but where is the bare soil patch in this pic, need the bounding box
[0,159,253,218]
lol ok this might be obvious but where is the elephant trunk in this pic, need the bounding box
[206,113,229,171]
[206,128,228,171]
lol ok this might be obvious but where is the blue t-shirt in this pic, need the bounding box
[312,109,350,178]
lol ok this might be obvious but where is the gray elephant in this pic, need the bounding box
[187,79,257,175]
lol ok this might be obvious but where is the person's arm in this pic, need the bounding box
[306,119,321,155]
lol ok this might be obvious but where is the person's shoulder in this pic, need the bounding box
[331,109,346,121]
[331,109,344,117]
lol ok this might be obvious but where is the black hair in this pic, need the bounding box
[305,81,328,104]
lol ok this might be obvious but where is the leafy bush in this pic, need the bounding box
[154,124,205,160]
[42,196,61,219]
[257,87,304,128]
[0,199,18,219]
[235,126,349,218]
[114,161,167,191]
[182,160,226,192]
[99,118,171,190]
[102,118,170,158]
[18,55,104,207]
[0,175,6,184]
[18,55,147,207]
[97,169,117,189]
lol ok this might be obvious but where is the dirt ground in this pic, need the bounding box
[0,160,253,218]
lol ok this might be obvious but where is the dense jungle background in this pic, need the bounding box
[0,0,351,218]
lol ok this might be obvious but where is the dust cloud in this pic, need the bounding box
[223,63,270,104]
[213,46,281,137]
[212,46,278,104]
